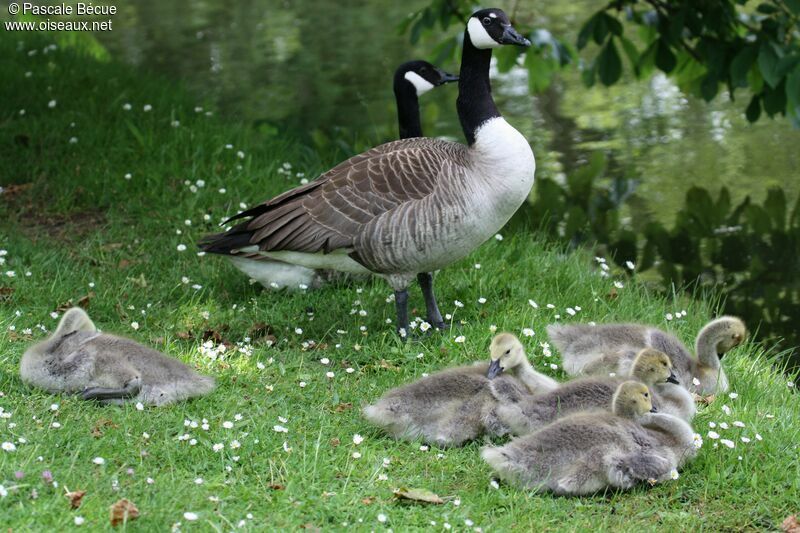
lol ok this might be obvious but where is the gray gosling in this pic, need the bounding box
[481,381,698,495]
[20,308,215,406]
[362,333,552,447]
[491,348,695,436]
[547,316,747,394]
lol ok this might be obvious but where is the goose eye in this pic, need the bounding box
[482,16,492,26]
[504,349,511,355]
[644,393,649,398]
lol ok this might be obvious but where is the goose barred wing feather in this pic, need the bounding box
[200,138,469,264]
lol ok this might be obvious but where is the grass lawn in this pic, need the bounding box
[1,34,799,531]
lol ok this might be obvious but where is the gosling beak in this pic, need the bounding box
[436,69,459,85]
[498,25,531,47]
[650,406,658,413]
[487,360,503,379]
[666,371,680,385]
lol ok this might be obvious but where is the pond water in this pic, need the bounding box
[93,0,799,229]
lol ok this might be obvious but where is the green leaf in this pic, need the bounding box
[787,67,800,111]
[604,13,623,36]
[577,14,597,50]
[758,41,781,88]
[764,188,787,230]
[730,46,758,88]
[525,52,555,93]
[592,12,609,45]
[745,204,772,233]
[763,81,787,116]
[655,39,677,73]
[745,94,762,122]
[701,74,719,101]
[785,0,800,14]
[619,36,641,76]
[597,39,622,86]
[756,2,779,13]
[393,487,444,505]
[581,62,597,87]
[495,46,522,73]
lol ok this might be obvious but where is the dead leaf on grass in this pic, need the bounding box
[692,393,716,405]
[269,483,285,491]
[329,437,341,448]
[393,487,444,505]
[782,515,800,533]
[65,489,86,509]
[0,286,14,301]
[109,498,139,526]
[334,402,353,413]
[361,496,375,505]
[91,418,119,438]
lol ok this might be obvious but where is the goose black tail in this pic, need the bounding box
[197,223,256,255]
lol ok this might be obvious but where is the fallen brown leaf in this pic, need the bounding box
[65,489,86,509]
[91,418,119,438]
[176,330,192,340]
[361,497,374,505]
[0,183,32,197]
[393,487,444,505]
[329,438,340,448]
[379,359,399,371]
[607,287,619,300]
[117,259,133,269]
[782,515,800,533]
[249,322,274,339]
[0,286,14,301]
[100,242,124,251]
[334,403,353,413]
[692,393,716,405]
[269,483,285,491]
[109,498,139,526]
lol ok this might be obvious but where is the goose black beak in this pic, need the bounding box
[436,69,459,85]
[487,360,503,379]
[498,25,531,47]
[666,371,680,385]
[649,406,658,413]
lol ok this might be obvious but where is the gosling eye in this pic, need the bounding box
[504,349,510,355]
[482,16,493,26]
[644,393,649,398]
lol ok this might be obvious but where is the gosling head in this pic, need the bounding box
[55,307,97,336]
[394,60,458,97]
[466,8,531,50]
[612,381,656,419]
[700,316,747,358]
[487,333,527,379]
[631,348,679,386]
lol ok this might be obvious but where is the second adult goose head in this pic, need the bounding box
[200,8,534,337]
[394,60,458,139]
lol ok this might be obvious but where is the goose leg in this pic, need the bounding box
[417,272,446,330]
[394,289,410,338]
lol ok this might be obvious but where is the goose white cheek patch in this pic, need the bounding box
[467,18,500,49]
[404,71,435,96]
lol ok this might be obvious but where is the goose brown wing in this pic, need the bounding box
[201,138,468,255]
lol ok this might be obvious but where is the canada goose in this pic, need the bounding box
[200,9,534,335]
[548,317,746,394]
[20,308,215,406]
[362,333,547,446]
[487,332,560,393]
[491,348,694,436]
[481,381,697,495]
[226,60,459,292]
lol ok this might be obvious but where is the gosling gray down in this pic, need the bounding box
[20,308,215,406]
[547,316,746,394]
[490,348,695,436]
[481,381,699,495]
[362,333,553,447]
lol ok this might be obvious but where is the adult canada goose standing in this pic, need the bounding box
[200,9,534,335]
[225,60,459,291]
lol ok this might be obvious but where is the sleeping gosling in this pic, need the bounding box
[20,308,215,406]
[491,348,694,436]
[481,381,698,495]
[547,316,746,394]
[362,333,551,447]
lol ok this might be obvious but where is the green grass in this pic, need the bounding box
[2,34,799,532]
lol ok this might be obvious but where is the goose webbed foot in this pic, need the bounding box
[417,272,447,331]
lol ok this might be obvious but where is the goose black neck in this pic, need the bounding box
[457,32,501,146]
[393,81,422,139]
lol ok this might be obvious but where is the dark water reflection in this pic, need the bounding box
[96,0,799,229]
